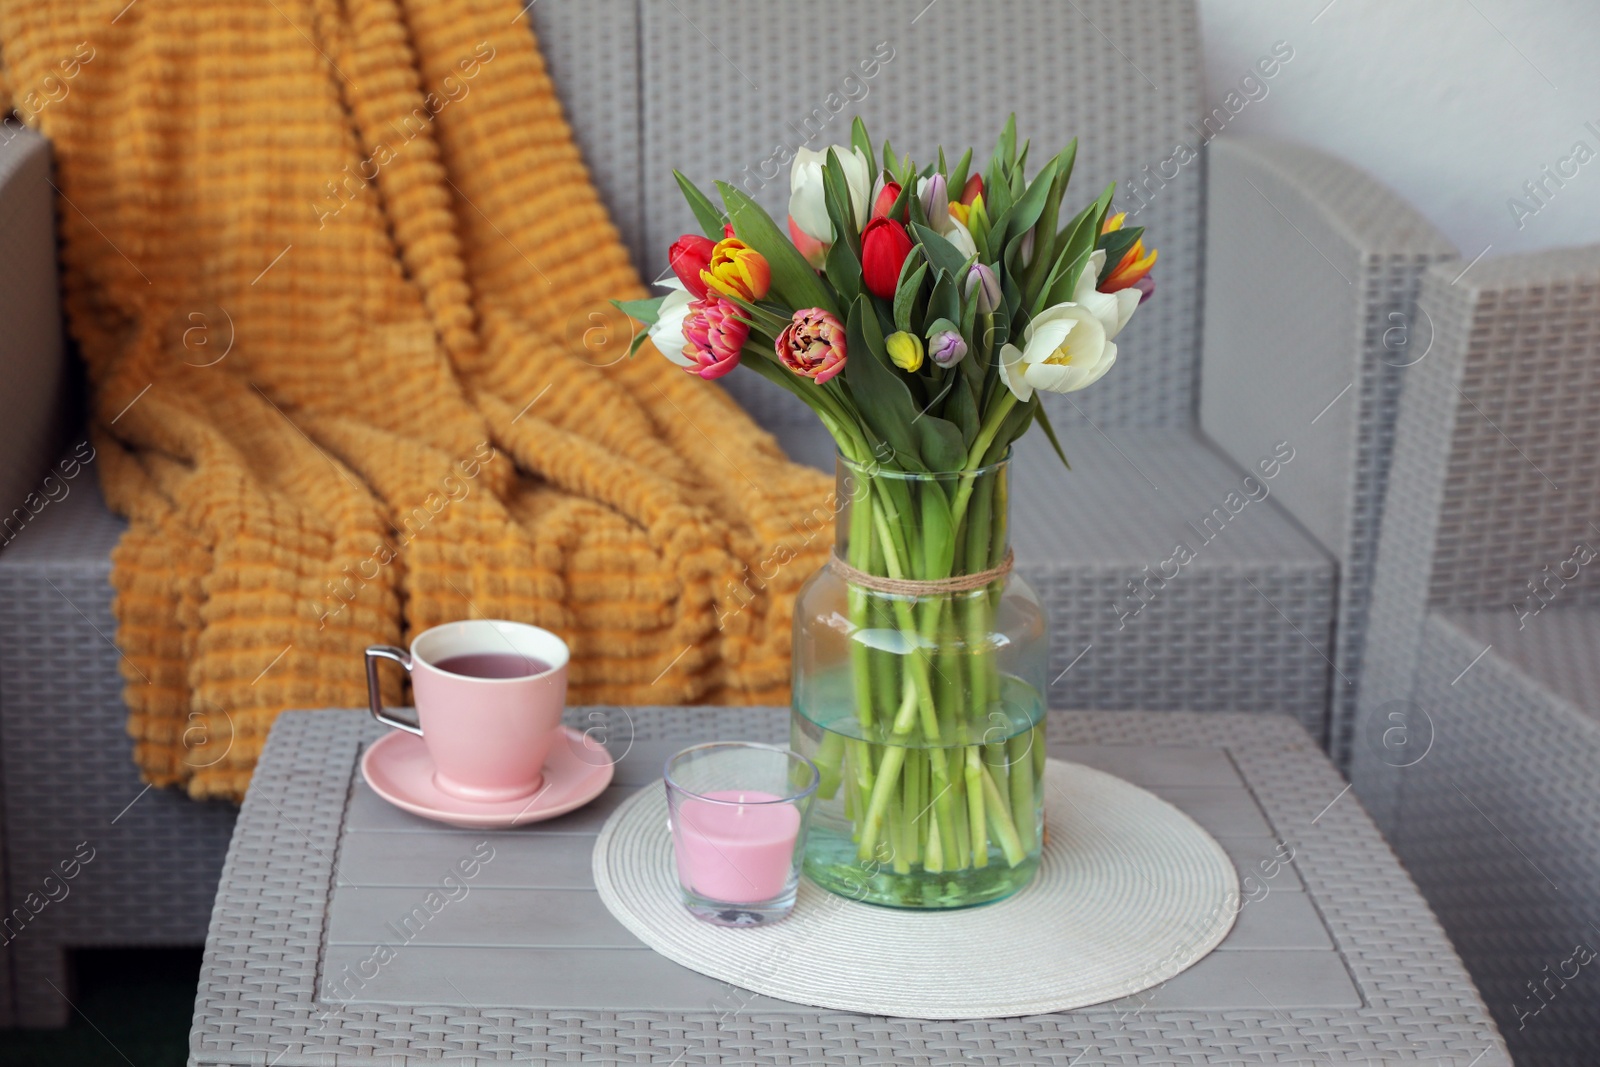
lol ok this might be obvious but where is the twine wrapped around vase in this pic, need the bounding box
[827,548,1015,596]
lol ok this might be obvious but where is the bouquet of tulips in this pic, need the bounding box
[618,117,1156,902]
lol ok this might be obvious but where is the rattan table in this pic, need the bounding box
[188,708,1508,1065]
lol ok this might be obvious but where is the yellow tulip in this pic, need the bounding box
[885,330,924,373]
[700,237,772,302]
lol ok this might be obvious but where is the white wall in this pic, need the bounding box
[1195,0,1600,257]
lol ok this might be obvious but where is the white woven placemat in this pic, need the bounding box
[593,759,1240,1019]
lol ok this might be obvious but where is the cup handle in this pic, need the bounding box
[365,645,423,736]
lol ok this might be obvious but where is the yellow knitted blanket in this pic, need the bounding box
[0,0,830,801]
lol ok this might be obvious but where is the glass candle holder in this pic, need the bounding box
[664,742,819,926]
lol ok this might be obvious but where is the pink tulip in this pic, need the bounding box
[680,296,747,379]
[776,308,847,384]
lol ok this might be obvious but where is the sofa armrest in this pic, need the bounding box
[1200,135,1456,558]
[1199,135,1457,766]
[0,124,68,538]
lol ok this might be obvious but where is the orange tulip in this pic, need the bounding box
[701,237,772,302]
[1098,212,1157,293]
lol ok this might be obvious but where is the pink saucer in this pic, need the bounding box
[361,725,614,829]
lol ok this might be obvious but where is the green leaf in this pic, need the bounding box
[905,183,929,230]
[1056,137,1079,192]
[995,154,1059,247]
[989,280,1013,352]
[851,117,874,175]
[723,294,792,338]
[929,269,960,327]
[893,260,928,334]
[982,388,1037,465]
[611,295,665,327]
[674,170,726,239]
[984,117,1017,217]
[948,373,980,447]
[1040,182,1115,311]
[1041,248,1093,315]
[968,197,993,260]
[888,180,913,222]
[825,236,862,310]
[914,413,965,474]
[1032,401,1071,470]
[716,182,837,315]
[823,148,862,256]
[882,139,898,182]
[914,467,957,575]
[911,222,969,282]
[627,329,652,359]
[984,164,1014,227]
[1021,142,1075,305]
[960,280,979,339]
[844,295,925,470]
[948,146,973,199]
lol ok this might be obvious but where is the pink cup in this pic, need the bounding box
[364,620,570,802]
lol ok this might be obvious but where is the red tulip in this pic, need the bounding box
[723,222,737,238]
[669,234,716,298]
[959,174,984,206]
[860,217,913,299]
[872,180,903,220]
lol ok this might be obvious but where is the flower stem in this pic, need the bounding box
[950,392,1018,534]
[981,761,1028,867]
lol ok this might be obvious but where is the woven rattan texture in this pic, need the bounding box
[1443,606,1600,720]
[1392,614,1600,1066]
[1199,137,1458,768]
[639,0,1203,431]
[1422,248,1600,609]
[0,478,237,1027]
[1349,246,1600,1062]
[1011,431,1335,734]
[188,708,1507,1065]
[1352,265,1477,838]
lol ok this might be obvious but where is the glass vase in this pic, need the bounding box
[790,452,1047,909]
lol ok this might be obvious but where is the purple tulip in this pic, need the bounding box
[919,173,948,224]
[965,262,1001,315]
[1133,275,1156,304]
[929,330,968,368]
[1018,225,1036,268]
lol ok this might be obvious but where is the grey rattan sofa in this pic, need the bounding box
[1352,245,1600,1064]
[0,0,1456,1026]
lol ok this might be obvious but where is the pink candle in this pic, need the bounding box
[671,790,802,904]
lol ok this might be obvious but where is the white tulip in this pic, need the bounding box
[789,145,872,244]
[944,217,978,259]
[998,303,1117,402]
[649,279,694,367]
[1070,249,1139,341]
